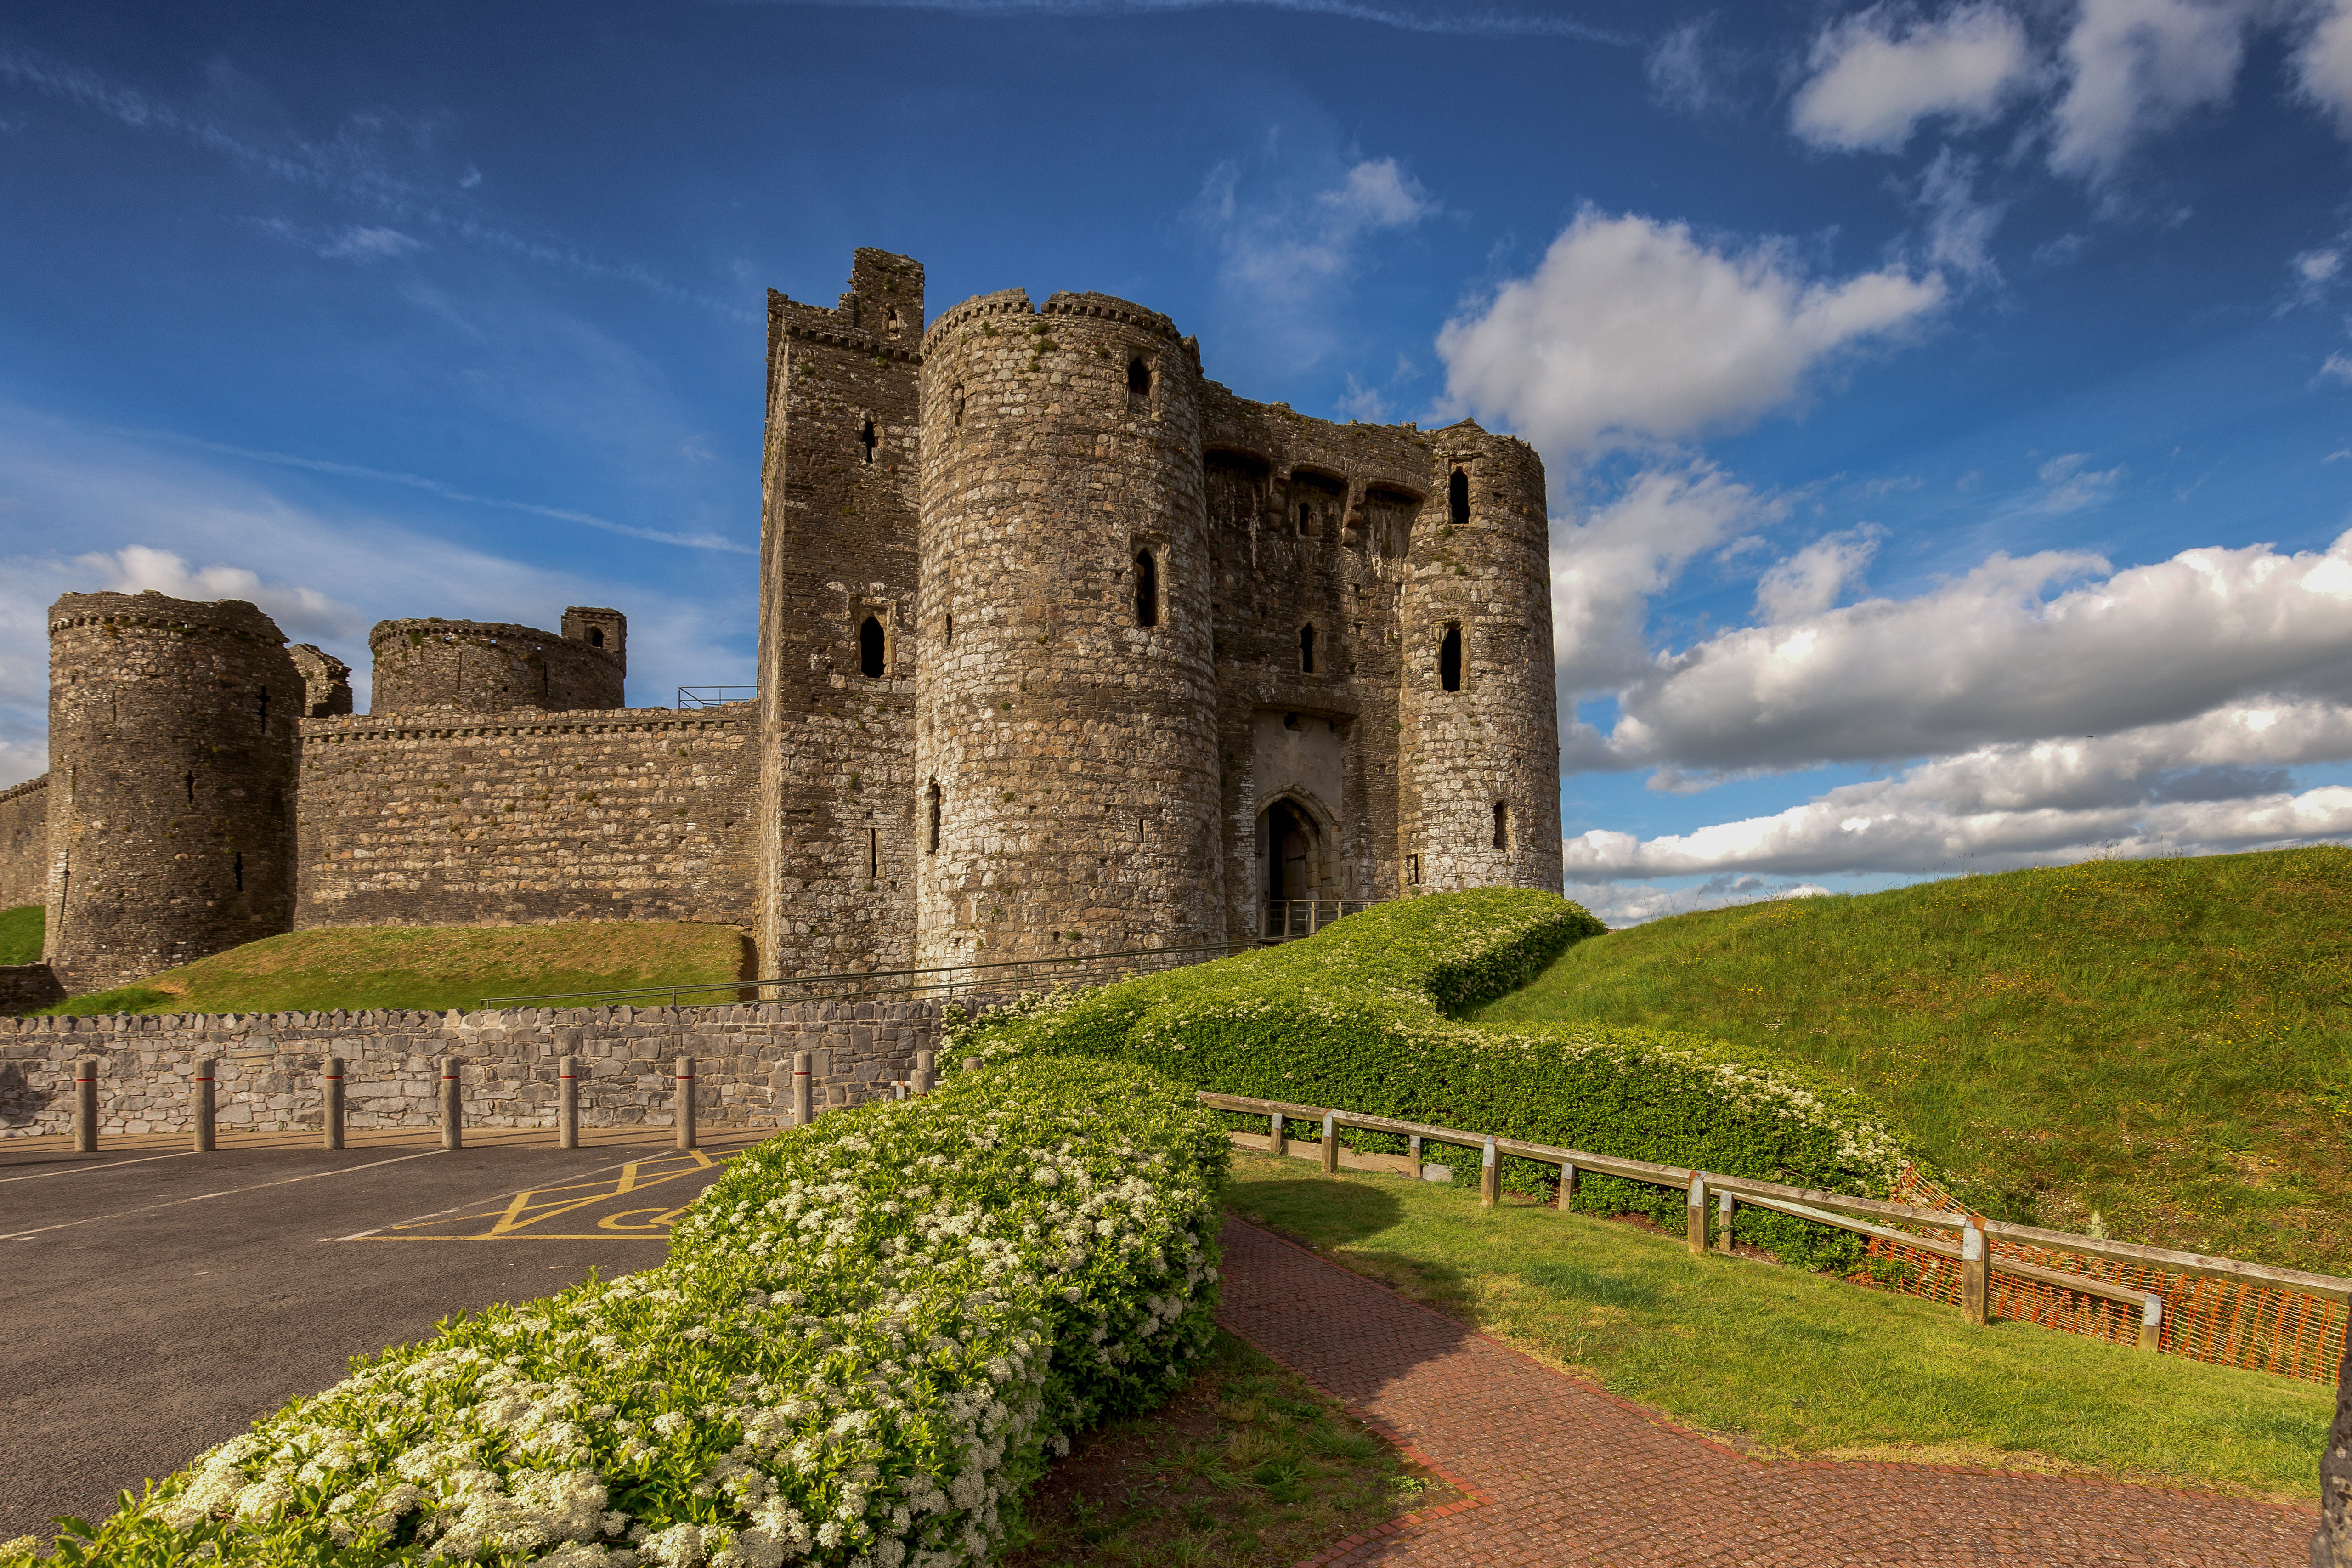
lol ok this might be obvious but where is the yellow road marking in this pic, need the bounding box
[362,1151,730,1241]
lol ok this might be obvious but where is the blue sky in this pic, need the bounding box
[7,0,2352,922]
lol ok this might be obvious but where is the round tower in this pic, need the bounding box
[44,590,301,992]
[913,289,1226,964]
[368,609,626,714]
[1396,425,1564,894]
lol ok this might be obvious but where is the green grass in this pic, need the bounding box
[1227,1152,2333,1500]
[36,921,751,1017]
[1470,847,2352,1275]
[0,903,40,966]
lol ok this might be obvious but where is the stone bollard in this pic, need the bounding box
[74,1057,97,1154]
[1685,1172,1707,1257]
[323,1057,345,1151]
[790,1051,812,1127]
[1960,1218,1989,1326]
[1481,1136,1500,1208]
[192,1059,216,1154]
[1320,1113,1339,1176]
[440,1058,463,1151]
[962,1056,981,1074]
[675,1056,696,1151]
[913,1049,935,1094]
[559,1055,581,1149]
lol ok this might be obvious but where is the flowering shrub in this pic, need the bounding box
[8,1059,1228,1568]
[955,889,1915,1268]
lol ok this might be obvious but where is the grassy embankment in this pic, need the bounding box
[1471,847,2352,1276]
[0,903,38,965]
[1229,1151,2333,1501]
[30,921,750,1017]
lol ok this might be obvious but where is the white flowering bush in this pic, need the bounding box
[954,889,1918,1270]
[11,1059,1228,1568]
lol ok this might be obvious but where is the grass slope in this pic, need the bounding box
[1473,847,2352,1275]
[37,921,750,1017]
[0,904,39,966]
[1230,1152,2332,1500]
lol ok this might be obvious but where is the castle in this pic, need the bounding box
[0,249,1563,999]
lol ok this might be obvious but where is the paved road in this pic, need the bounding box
[0,1132,753,1543]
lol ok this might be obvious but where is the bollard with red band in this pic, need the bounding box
[559,1055,580,1149]
[441,1058,463,1150]
[192,1058,215,1153]
[322,1057,345,1151]
[74,1057,97,1154]
[675,1056,696,1151]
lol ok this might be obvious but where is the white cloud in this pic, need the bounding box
[79,544,362,640]
[1791,3,2038,152]
[2032,450,2125,512]
[1647,17,1729,114]
[1914,148,2005,279]
[2048,0,2248,184]
[2295,0,2352,137]
[1576,528,2352,777]
[2296,248,2343,289]
[1437,210,1947,458]
[2323,351,2352,384]
[1754,525,1883,623]
[1567,875,1832,927]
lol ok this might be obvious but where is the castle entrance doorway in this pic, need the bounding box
[1256,796,1339,940]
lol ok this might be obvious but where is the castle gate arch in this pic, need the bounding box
[1255,789,1340,939]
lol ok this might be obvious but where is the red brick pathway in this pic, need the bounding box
[1216,1217,2318,1567]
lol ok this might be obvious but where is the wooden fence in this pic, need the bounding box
[1200,1090,2352,1382]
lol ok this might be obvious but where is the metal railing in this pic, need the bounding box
[477,939,1255,1011]
[1262,899,1347,941]
[675,686,758,709]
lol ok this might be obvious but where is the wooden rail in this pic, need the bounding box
[1199,1089,2352,1350]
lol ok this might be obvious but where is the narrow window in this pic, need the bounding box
[1493,802,1509,850]
[886,305,904,338]
[256,688,269,729]
[233,852,244,892]
[868,827,879,879]
[184,771,195,805]
[944,613,955,648]
[1298,502,1313,538]
[1299,624,1316,674]
[1448,468,1469,527]
[1127,357,1151,400]
[859,616,885,678]
[1439,624,1462,692]
[950,384,966,426]
[859,417,877,464]
[1135,549,1159,628]
[588,627,605,648]
[1407,854,1421,886]
[926,781,942,854]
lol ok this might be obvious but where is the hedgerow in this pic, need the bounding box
[3,1059,1227,1568]
[950,889,1915,1269]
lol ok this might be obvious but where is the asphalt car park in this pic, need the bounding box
[0,1127,760,1543]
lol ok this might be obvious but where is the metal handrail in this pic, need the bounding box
[477,939,1255,1010]
[1261,899,1346,940]
[676,685,758,709]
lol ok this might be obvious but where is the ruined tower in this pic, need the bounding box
[368,610,627,714]
[913,291,1227,966]
[43,591,300,991]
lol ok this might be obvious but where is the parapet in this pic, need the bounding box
[288,644,353,717]
[368,611,627,715]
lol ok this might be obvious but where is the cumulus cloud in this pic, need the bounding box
[75,544,362,640]
[1437,210,1946,458]
[2048,0,2247,184]
[1791,3,2038,152]
[1568,875,1831,927]
[1754,525,1883,623]
[1577,528,2352,777]
[2295,0,2352,137]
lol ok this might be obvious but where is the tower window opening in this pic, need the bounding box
[184,771,195,805]
[926,781,942,854]
[944,613,955,648]
[859,616,886,678]
[859,417,877,464]
[868,826,879,879]
[588,627,604,648]
[1493,801,1509,850]
[1439,624,1463,692]
[1407,853,1421,886]
[1298,503,1313,538]
[950,384,966,426]
[233,852,244,892]
[886,305,904,337]
[1134,549,1159,628]
[1448,467,1469,527]
[1127,357,1151,400]
[1299,624,1316,674]
[256,689,269,728]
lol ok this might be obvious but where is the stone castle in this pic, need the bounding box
[0,249,1563,1000]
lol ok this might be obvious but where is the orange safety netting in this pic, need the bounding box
[1858,1166,2348,1383]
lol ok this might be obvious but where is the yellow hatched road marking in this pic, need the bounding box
[365,1151,729,1241]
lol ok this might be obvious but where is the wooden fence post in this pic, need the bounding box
[1716,1189,1736,1254]
[1685,1172,1707,1257]
[2138,1292,2163,1353]
[559,1055,580,1149]
[1481,1136,1500,1208]
[1961,1218,1989,1326]
[1557,1160,1577,1211]
[1269,1111,1287,1158]
[440,1058,463,1151]
[323,1057,345,1151]
[1408,1133,1423,1183]
[1320,1113,1339,1176]
[74,1057,97,1153]
[675,1056,696,1151]
[192,1058,215,1154]
[791,1051,812,1127]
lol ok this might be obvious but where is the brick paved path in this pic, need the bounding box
[1216,1217,2318,1567]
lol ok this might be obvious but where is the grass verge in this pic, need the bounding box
[36,920,750,1016]
[1226,1151,2333,1502]
[1001,1330,1455,1567]
[1470,847,2352,1275]
[0,903,38,966]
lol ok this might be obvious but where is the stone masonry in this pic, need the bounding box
[0,774,43,909]
[0,998,961,1137]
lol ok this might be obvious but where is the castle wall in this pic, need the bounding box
[293,705,755,930]
[0,997,961,1137]
[914,290,1227,966]
[46,593,301,993]
[754,251,925,978]
[369,615,626,715]
[0,775,47,909]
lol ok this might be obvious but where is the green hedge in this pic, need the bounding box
[951,890,1914,1269]
[5,1059,1228,1568]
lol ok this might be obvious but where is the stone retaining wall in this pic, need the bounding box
[0,997,976,1138]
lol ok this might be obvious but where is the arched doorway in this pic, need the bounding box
[1256,795,1336,940]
